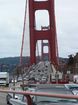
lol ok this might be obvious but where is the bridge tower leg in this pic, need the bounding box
[41,26,50,61]
[29,0,58,65]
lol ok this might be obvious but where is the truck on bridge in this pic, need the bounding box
[0,72,9,86]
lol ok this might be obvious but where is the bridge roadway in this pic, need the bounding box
[0,92,7,105]
[0,86,9,105]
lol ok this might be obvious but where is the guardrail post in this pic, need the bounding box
[25,95,32,105]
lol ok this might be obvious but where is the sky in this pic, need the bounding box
[0,0,78,58]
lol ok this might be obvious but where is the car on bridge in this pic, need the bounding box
[6,86,23,104]
[64,83,78,95]
[6,84,36,105]
[10,84,78,105]
[65,83,78,95]
[65,84,78,90]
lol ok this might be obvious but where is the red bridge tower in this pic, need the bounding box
[29,0,58,65]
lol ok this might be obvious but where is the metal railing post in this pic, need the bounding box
[25,95,32,105]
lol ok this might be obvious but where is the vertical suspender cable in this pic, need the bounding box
[36,42,40,62]
[20,0,27,65]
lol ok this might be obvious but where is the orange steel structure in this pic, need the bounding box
[20,0,58,66]
[41,26,50,61]
[29,0,58,65]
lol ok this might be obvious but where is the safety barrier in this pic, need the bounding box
[0,89,78,105]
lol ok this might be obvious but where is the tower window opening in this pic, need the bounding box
[35,10,49,30]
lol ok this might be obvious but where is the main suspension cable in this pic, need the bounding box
[20,0,27,65]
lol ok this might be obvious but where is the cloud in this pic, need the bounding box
[55,0,78,57]
[0,0,26,58]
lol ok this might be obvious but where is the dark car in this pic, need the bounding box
[32,84,78,105]
[65,84,78,90]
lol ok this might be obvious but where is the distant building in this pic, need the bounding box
[73,53,78,74]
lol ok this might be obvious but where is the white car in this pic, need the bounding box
[9,84,36,105]
[73,75,78,83]
[10,96,26,105]
[6,86,23,104]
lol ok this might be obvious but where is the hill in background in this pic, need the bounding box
[0,56,68,73]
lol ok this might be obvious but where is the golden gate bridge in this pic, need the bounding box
[20,0,59,67]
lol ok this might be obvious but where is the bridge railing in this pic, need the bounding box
[0,89,78,105]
